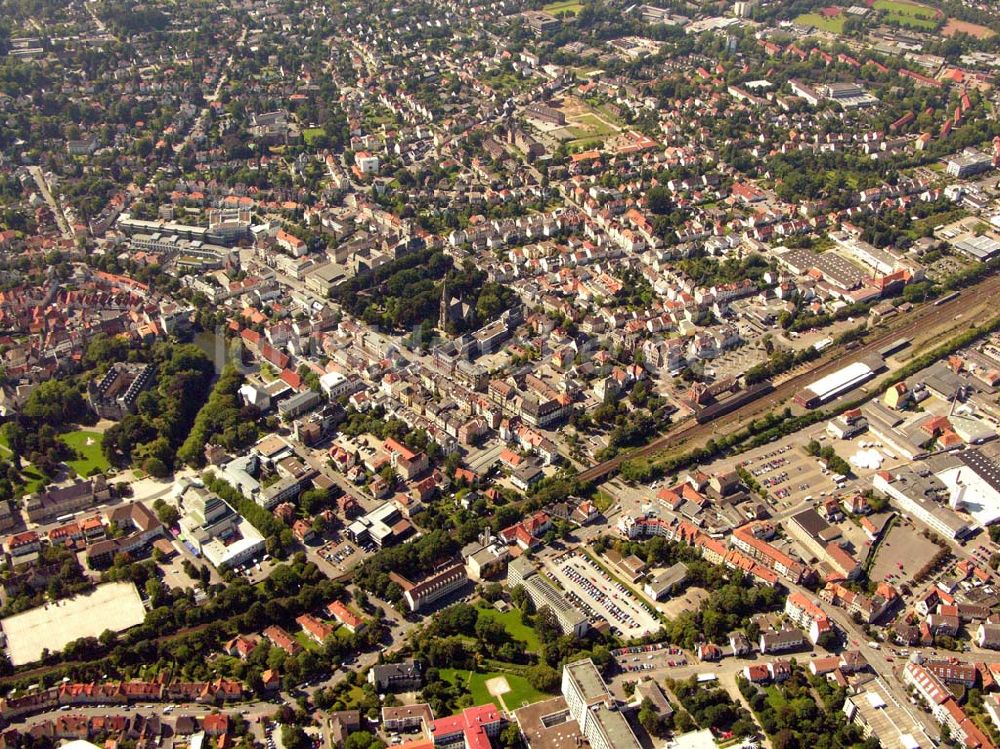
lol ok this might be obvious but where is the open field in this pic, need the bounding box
[543,0,583,15]
[563,101,622,149]
[2,582,146,665]
[60,430,110,477]
[873,0,942,29]
[438,668,549,710]
[476,603,542,651]
[942,18,996,38]
[794,12,846,32]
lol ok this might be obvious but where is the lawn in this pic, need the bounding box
[567,136,606,151]
[793,12,846,33]
[59,430,110,477]
[592,490,615,512]
[476,603,542,651]
[482,69,531,96]
[0,431,61,494]
[302,128,326,147]
[19,466,46,495]
[294,630,322,652]
[765,686,788,710]
[362,105,398,128]
[334,625,354,643]
[438,668,549,710]
[543,0,583,15]
[340,685,368,709]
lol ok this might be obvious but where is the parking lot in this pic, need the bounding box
[317,537,363,573]
[713,427,843,510]
[544,551,661,639]
[869,521,943,589]
[612,642,689,674]
[156,538,224,590]
[739,444,796,501]
[704,340,769,384]
[712,423,908,514]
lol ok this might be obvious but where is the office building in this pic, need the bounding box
[561,660,641,749]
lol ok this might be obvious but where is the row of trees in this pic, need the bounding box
[804,440,852,477]
[744,344,820,386]
[203,473,295,557]
[177,365,260,468]
[618,405,829,484]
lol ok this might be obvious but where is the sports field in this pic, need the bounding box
[2,582,146,665]
[873,0,941,29]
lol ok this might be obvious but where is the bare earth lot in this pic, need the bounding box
[942,18,995,38]
[660,587,709,618]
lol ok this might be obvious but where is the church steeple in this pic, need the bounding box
[439,279,448,331]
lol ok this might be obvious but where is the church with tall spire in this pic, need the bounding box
[439,279,472,331]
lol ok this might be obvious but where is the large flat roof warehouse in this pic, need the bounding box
[934,449,1000,527]
[795,361,875,408]
[1,582,146,665]
[843,678,934,749]
[952,235,1000,261]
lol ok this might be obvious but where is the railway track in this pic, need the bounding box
[576,275,1000,484]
